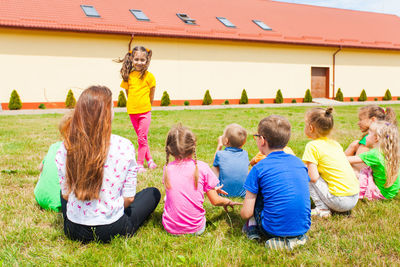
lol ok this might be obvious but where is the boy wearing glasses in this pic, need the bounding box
[240,115,311,250]
[212,123,249,197]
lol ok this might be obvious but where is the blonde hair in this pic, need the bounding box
[371,121,400,187]
[164,124,199,190]
[306,107,334,137]
[223,123,247,148]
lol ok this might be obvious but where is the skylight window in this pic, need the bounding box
[176,13,196,25]
[80,5,100,18]
[216,17,236,28]
[253,20,272,31]
[130,9,150,21]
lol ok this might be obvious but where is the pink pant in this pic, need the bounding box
[358,167,385,200]
[129,112,152,165]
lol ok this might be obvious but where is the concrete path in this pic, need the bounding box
[1,100,399,115]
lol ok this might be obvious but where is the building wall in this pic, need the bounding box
[1,28,399,108]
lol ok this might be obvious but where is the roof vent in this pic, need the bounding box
[216,17,236,28]
[80,5,100,18]
[130,9,150,21]
[253,20,272,31]
[177,13,196,25]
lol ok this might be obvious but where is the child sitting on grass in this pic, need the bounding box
[303,107,359,218]
[212,123,249,197]
[162,124,241,235]
[348,121,400,200]
[250,146,295,166]
[241,115,310,250]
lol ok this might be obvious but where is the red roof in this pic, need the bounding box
[1,0,400,50]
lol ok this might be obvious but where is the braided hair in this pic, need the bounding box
[164,124,199,190]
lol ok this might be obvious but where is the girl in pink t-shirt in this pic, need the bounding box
[162,124,242,235]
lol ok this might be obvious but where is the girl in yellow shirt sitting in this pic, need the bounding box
[117,44,157,172]
[302,107,359,218]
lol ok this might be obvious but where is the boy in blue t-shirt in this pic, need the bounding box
[212,123,249,197]
[240,115,311,250]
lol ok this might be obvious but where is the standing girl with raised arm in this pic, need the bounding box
[56,86,160,243]
[117,41,157,172]
[162,124,241,235]
[348,121,400,200]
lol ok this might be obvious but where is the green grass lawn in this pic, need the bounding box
[1,105,400,266]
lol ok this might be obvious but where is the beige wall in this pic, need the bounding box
[1,28,399,104]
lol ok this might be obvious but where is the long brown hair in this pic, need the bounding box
[114,36,153,81]
[60,86,113,201]
[371,121,400,187]
[164,124,199,190]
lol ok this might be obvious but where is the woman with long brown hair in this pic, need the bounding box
[56,85,160,243]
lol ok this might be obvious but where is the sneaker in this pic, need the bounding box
[311,208,331,218]
[242,223,261,240]
[265,234,308,250]
[148,160,157,170]
[137,165,146,173]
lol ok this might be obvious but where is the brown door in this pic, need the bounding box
[311,67,329,98]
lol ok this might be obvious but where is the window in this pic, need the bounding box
[80,5,100,17]
[176,13,196,25]
[253,20,272,31]
[130,9,150,21]
[216,17,236,28]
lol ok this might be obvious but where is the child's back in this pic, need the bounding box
[213,147,248,197]
[163,158,219,235]
[247,151,311,236]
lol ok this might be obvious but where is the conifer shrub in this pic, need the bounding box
[239,89,248,104]
[291,99,297,103]
[259,99,264,104]
[383,89,392,101]
[224,100,229,105]
[160,91,171,106]
[397,97,400,100]
[303,89,313,103]
[38,103,46,109]
[202,90,212,105]
[274,89,283,104]
[335,88,344,102]
[117,90,127,107]
[184,101,190,106]
[65,89,76,109]
[8,90,22,110]
[358,89,367,101]
[350,97,354,102]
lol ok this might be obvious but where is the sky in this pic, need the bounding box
[275,0,400,17]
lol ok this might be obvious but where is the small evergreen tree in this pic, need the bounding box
[160,91,171,106]
[117,90,127,107]
[65,89,76,109]
[383,89,392,101]
[335,88,344,102]
[303,89,313,103]
[291,99,297,103]
[358,89,367,101]
[274,89,283,104]
[8,90,22,110]
[239,89,248,104]
[38,103,46,109]
[350,97,354,102]
[202,90,212,105]
[184,100,190,106]
[224,100,230,105]
[259,99,264,104]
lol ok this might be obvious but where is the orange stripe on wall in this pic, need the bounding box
[1,97,397,110]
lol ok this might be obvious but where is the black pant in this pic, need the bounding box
[61,187,161,243]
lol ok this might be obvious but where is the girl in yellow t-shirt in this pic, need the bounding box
[118,45,156,172]
[302,107,359,218]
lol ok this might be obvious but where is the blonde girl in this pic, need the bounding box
[302,107,359,217]
[348,121,400,200]
[162,124,241,235]
[56,86,160,243]
[117,41,157,172]
[345,105,397,156]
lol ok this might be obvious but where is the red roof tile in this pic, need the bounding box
[1,0,400,50]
